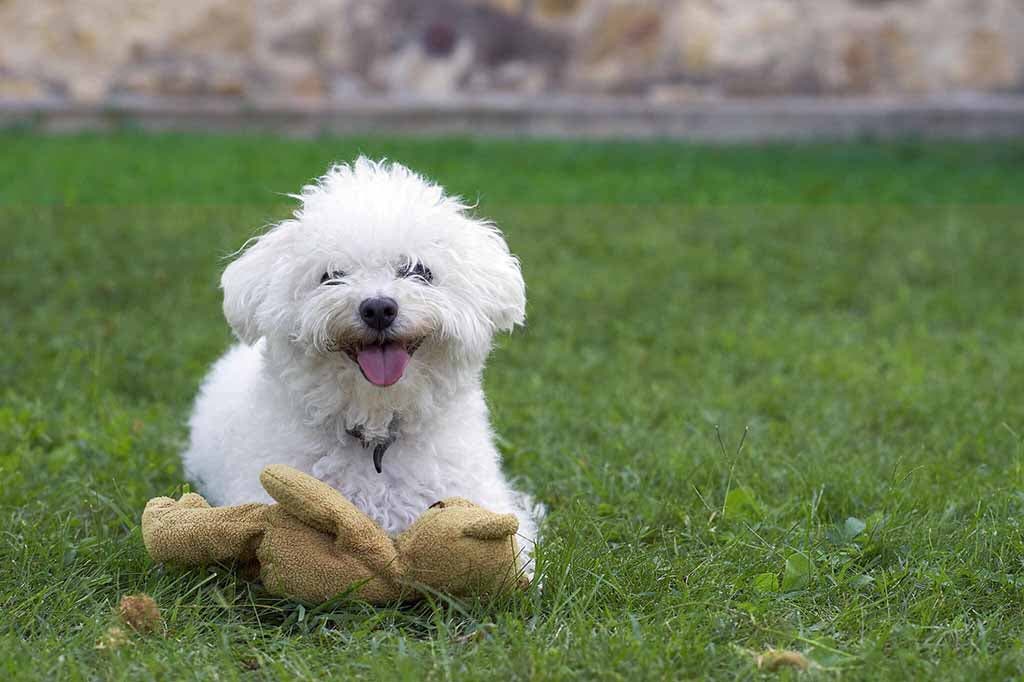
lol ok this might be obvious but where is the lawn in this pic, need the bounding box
[2,133,1024,680]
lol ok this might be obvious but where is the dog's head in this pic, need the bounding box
[221,158,525,393]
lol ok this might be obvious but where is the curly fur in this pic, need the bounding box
[182,158,539,565]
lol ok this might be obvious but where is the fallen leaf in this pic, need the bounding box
[117,593,163,634]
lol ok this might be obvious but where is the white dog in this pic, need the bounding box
[182,157,539,564]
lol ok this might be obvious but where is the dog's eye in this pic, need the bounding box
[320,270,346,285]
[399,261,433,284]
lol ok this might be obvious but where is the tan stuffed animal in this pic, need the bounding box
[142,465,526,603]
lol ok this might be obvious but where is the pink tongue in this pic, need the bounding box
[356,343,411,387]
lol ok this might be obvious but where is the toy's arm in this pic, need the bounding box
[259,465,399,572]
[142,493,268,564]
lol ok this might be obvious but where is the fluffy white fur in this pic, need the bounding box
[183,158,539,565]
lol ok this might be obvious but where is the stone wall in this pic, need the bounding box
[1,0,1022,105]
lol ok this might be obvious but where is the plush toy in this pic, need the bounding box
[142,464,527,604]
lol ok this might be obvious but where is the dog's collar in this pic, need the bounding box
[346,417,400,474]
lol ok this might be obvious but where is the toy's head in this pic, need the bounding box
[396,497,525,597]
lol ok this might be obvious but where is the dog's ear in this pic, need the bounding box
[487,249,526,333]
[468,220,527,334]
[221,224,292,345]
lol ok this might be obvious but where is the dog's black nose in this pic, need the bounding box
[359,297,398,330]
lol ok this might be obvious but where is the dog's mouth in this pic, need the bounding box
[344,338,424,387]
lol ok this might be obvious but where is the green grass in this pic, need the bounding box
[3,132,1024,680]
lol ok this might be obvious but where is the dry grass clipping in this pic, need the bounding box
[95,626,131,651]
[756,649,811,672]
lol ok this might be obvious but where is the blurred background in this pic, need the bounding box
[2,0,1023,138]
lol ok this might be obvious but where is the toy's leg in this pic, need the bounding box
[259,465,398,565]
[142,495,269,565]
[258,508,399,604]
